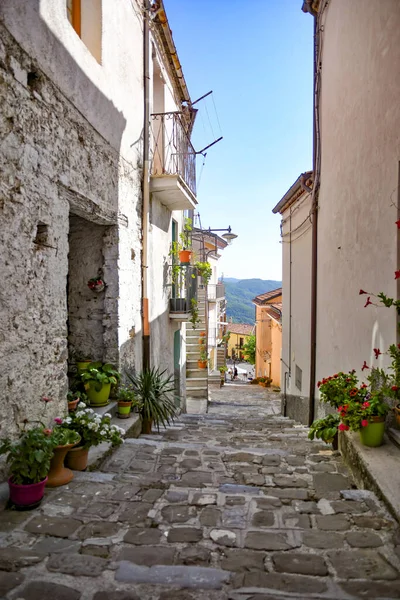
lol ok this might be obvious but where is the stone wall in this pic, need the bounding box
[0,24,140,435]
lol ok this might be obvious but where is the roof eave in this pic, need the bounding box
[272,171,313,215]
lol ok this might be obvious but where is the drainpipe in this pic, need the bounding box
[308,14,320,426]
[142,1,151,370]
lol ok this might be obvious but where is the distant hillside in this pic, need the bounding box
[224,278,281,324]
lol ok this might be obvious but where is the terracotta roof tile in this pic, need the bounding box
[226,323,255,335]
[252,287,282,306]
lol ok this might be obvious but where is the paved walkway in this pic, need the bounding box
[0,383,400,599]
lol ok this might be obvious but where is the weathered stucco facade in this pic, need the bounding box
[0,0,195,435]
[273,0,400,423]
[253,289,282,386]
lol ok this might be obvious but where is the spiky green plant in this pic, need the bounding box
[126,368,177,431]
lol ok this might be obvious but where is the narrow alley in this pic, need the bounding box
[0,384,399,600]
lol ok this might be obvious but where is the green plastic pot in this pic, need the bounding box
[86,382,111,407]
[117,401,132,419]
[76,361,91,374]
[359,418,385,447]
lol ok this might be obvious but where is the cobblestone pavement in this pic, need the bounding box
[0,383,400,599]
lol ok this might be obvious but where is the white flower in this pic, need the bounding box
[64,417,72,424]
[79,402,86,408]
[76,411,85,417]
[103,413,111,419]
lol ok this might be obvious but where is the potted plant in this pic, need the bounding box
[0,426,57,509]
[46,425,81,487]
[116,386,140,419]
[198,347,208,369]
[219,365,228,386]
[308,414,340,450]
[67,390,86,412]
[126,368,176,434]
[61,405,123,471]
[178,217,193,264]
[194,261,212,286]
[79,362,120,407]
[338,386,390,447]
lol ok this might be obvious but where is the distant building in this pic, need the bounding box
[252,289,282,386]
[226,324,255,361]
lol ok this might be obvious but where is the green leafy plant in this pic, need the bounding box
[51,427,81,447]
[194,261,212,286]
[189,298,200,329]
[67,390,87,404]
[243,334,256,365]
[57,404,124,449]
[219,365,228,373]
[308,414,340,443]
[179,217,192,250]
[79,362,120,392]
[317,371,358,409]
[0,427,57,485]
[126,368,177,431]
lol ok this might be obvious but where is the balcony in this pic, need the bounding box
[207,283,225,302]
[150,112,197,211]
[169,265,198,320]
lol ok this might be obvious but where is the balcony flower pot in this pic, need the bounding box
[65,446,89,471]
[46,433,81,488]
[198,360,207,369]
[359,417,385,447]
[118,400,132,419]
[8,476,48,510]
[179,250,192,264]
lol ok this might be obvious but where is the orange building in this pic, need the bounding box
[252,288,282,386]
[226,323,255,361]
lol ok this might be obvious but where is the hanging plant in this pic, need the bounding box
[88,277,105,293]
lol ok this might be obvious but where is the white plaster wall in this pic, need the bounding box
[281,194,312,399]
[315,0,400,415]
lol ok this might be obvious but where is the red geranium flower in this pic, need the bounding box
[361,361,369,371]
[364,297,372,307]
[54,417,63,425]
[373,348,381,359]
[360,383,367,389]
[361,420,369,427]
[395,270,400,280]
[362,401,370,408]
[338,423,349,431]
[391,386,399,392]
[349,388,358,397]
[396,220,400,229]
[317,381,321,388]
[359,289,368,295]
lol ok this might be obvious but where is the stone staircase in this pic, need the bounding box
[185,288,208,414]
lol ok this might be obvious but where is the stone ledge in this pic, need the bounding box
[340,430,400,523]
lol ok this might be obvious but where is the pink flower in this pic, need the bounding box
[54,417,63,425]
[338,423,349,431]
[41,396,52,403]
[362,401,370,408]
[361,420,369,427]
[361,361,369,371]
[42,428,52,436]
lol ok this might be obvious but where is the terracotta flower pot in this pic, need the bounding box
[394,404,400,428]
[198,360,207,369]
[8,477,48,510]
[359,417,385,447]
[68,399,80,412]
[65,446,89,471]
[47,439,80,487]
[118,401,132,419]
[179,250,192,264]
[142,418,153,434]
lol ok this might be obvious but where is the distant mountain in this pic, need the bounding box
[223,278,281,324]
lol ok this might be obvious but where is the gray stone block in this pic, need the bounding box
[0,571,24,596]
[117,544,175,566]
[115,561,231,589]
[25,516,82,538]
[14,580,81,600]
[328,549,399,579]
[272,552,328,576]
[47,552,108,576]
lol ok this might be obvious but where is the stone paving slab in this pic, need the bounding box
[0,384,398,599]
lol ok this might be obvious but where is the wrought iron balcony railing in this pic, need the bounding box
[169,265,198,314]
[150,112,196,197]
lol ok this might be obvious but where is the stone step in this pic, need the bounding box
[186,369,208,378]
[186,378,208,388]
[185,387,208,398]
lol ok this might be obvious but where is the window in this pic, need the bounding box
[67,0,102,64]
[295,364,302,391]
[239,337,244,348]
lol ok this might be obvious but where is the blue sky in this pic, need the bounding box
[164,0,314,280]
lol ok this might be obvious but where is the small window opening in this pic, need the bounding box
[34,222,49,246]
[67,0,102,64]
[295,364,302,391]
[27,71,40,92]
